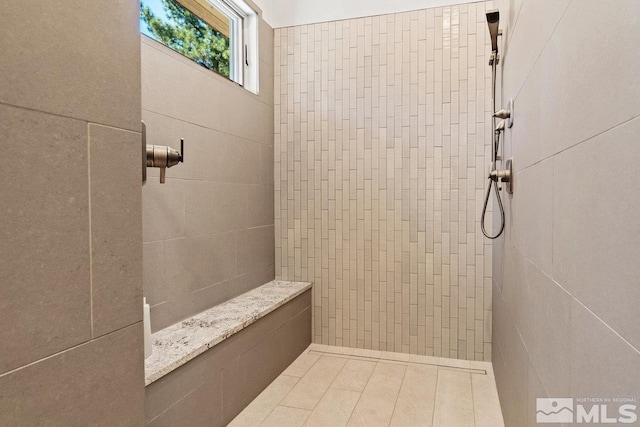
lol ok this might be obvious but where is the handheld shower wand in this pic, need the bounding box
[481,9,512,240]
[486,10,500,54]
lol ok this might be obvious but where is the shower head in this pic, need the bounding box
[486,9,500,53]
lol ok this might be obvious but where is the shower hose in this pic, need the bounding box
[481,53,506,240]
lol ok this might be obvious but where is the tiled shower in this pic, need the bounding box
[275,3,494,360]
[1,0,639,425]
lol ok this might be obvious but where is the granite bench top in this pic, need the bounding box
[144,280,312,385]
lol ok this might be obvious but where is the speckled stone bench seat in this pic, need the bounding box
[144,280,312,426]
[145,280,312,385]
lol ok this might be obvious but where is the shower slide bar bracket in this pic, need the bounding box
[494,99,514,128]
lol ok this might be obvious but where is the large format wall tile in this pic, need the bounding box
[492,0,640,425]
[2,0,144,422]
[185,182,248,236]
[512,0,640,170]
[0,1,141,131]
[510,158,553,273]
[89,124,143,338]
[275,3,494,360]
[141,39,224,133]
[553,117,640,350]
[237,226,276,275]
[141,18,275,328]
[143,241,167,307]
[0,323,144,426]
[500,0,571,102]
[247,185,276,228]
[0,105,91,374]
[164,233,238,295]
[570,300,640,398]
[143,178,186,243]
[142,110,261,184]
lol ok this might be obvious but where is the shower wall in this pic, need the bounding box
[0,1,144,423]
[275,1,494,360]
[141,19,275,332]
[490,0,640,425]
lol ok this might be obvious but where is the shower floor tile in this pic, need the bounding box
[230,344,504,427]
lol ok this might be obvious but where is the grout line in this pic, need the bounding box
[301,353,348,416]
[0,101,141,134]
[507,0,573,102]
[431,366,441,426]
[574,298,640,356]
[147,379,209,424]
[345,359,379,426]
[260,353,317,424]
[0,321,141,379]
[141,108,273,145]
[388,362,408,425]
[470,371,477,426]
[251,376,302,425]
[514,114,640,175]
[87,123,94,339]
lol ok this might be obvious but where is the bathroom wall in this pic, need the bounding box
[141,17,276,331]
[0,1,144,424]
[275,1,495,360]
[490,0,640,425]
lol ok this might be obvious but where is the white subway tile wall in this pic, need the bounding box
[275,1,494,361]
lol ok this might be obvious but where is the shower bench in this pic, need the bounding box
[144,280,312,426]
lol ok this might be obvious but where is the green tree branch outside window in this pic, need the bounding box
[141,0,231,77]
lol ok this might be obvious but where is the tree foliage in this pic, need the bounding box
[141,0,230,77]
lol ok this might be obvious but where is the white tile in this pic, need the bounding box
[229,375,300,426]
[261,406,310,427]
[281,356,347,410]
[331,359,376,392]
[389,364,438,426]
[510,158,554,273]
[501,0,571,99]
[283,352,321,378]
[304,388,360,427]
[432,369,474,426]
[472,372,505,427]
[553,117,640,349]
[347,362,406,426]
[512,0,640,169]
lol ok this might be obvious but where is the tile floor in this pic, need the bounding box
[230,344,504,427]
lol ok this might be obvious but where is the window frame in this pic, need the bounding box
[207,0,244,85]
[141,0,259,94]
[187,0,259,93]
[226,0,259,94]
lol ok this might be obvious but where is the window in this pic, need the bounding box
[141,0,259,93]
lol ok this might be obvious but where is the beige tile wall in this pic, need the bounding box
[141,18,276,332]
[0,0,144,423]
[275,1,494,360]
[490,0,640,424]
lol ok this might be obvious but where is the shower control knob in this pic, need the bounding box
[488,158,514,194]
[146,139,184,184]
[489,168,511,183]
